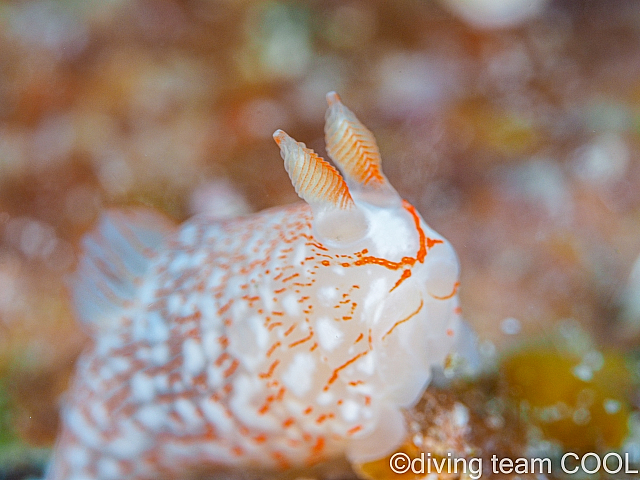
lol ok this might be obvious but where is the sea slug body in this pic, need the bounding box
[46,93,462,480]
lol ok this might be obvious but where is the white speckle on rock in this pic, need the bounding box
[452,402,469,427]
[572,364,593,382]
[604,398,621,414]
[582,350,604,372]
[500,317,521,335]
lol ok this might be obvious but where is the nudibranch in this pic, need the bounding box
[46,93,462,480]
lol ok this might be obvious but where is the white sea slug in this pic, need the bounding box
[46,92,462,480]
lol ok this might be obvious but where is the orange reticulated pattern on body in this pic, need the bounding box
[47,197,457,480]
[49,204,352,476]
[311,200,442,293]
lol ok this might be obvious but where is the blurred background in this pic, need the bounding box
[1,0,640,477]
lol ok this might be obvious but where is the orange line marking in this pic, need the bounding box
[430,281,460,300]
[223,359,239,378]
[282,417,295,428]
[266,342,281,357]
[307,241,328,252]
[271,451,290,469]
[315,413,334,424]
[217,300,233,315]
[259,360,280,379]
[215,352,230,367]
[289,329,314,348]
[232,446,243,456]
[311,436,325,455]
[390,268,412,292]
[403,201,428,262]
[324,350,369,391]
[382,299,424,340]
[346,202,441,276]
[282,273,300,282]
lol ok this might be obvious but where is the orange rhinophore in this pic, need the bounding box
[325,92,385,187]
[45,93,465,480]
[274,129,354,211]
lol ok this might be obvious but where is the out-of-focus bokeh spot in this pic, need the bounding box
[501,322,634,452]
